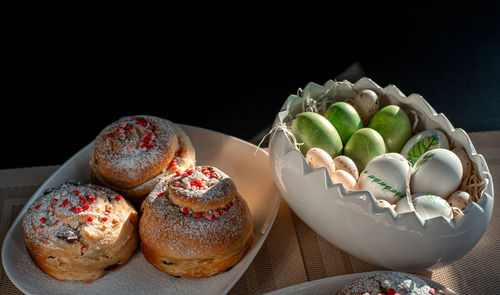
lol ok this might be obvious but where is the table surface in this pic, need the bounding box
[1,130,499,294]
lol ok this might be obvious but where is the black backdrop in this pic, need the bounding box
[2,3,499,168]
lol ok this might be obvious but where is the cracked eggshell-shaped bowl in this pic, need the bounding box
[269,77,494,272]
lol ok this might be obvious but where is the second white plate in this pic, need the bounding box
[264,271,457,295]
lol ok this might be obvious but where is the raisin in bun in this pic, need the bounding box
[22,182,138,282]
[139,166,254,278]
[90,115,196,203]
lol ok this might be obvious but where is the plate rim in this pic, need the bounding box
[1,124,281,295]
[263,270,457,295]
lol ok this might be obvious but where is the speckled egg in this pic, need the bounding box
[452,147,472,186]
[357,153,411,204]
[396,194,453,220]
[400,130,450,164]
[333,155,359,180]
[305,147,335,178]
[448,190,472,210]
[351,89,379,126]
[411,148,463,199]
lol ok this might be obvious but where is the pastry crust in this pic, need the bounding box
[140,166,254,278]
[22,182,139,282]
[168,166,237,212]
[90,115,196,203]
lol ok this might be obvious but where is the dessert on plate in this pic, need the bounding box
[139,166,254,278]
[90,115,196,203]
[22,182,139,282]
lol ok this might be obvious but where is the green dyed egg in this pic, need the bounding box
[368,105,411,153]
[323,102,364,145]
[291,112,343,158]
[343,128,387,171]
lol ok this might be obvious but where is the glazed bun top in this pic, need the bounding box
[91,115,179,189]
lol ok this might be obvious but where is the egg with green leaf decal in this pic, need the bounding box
[411,148,462,199]
[400,130,449,164]
[357,153,411,204]
[395,194,453,220]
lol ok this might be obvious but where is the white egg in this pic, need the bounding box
[357,153,411,204]
[330,170,357,190]
[333,155,359,180]
[447,190,472,210]
[352,89,379,125]
[400,130,449,164]
[396,194,453,220]
[411,149,463,199]
[305,147,335,178]
[452,147,472,186]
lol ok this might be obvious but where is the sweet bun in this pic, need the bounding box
[90,115,196,203]
[22,182,139,282]
[140,166,254,278]
[336,271,445,295]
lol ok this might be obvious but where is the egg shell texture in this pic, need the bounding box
[400,130,450,164]
[343,128,387,171]
[323,102,364,145]
[352,89,379,126]
[368,105,412,153]
[305,148,335,178]
[411,149,463,199]
[357,153,411,204]
[330,170,357,191]
[291,112,343,158]
[396,194,453,220]
[333,156,359,180]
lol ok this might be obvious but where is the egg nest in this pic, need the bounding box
[267,82,488,217]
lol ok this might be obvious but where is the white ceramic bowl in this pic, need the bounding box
[269,77,494,272]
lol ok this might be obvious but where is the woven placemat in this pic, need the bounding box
[0,166,59,295]
[1,131,499,294]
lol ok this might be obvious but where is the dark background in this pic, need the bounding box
[2,3,500,168]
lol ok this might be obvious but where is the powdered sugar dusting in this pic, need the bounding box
[168,166,236,207]
[22,182,130,251]
[336,271,442,295]
[142,168,251,258]
[6,125,278,295]
[151,196,248,257]
[91,116,178,186]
